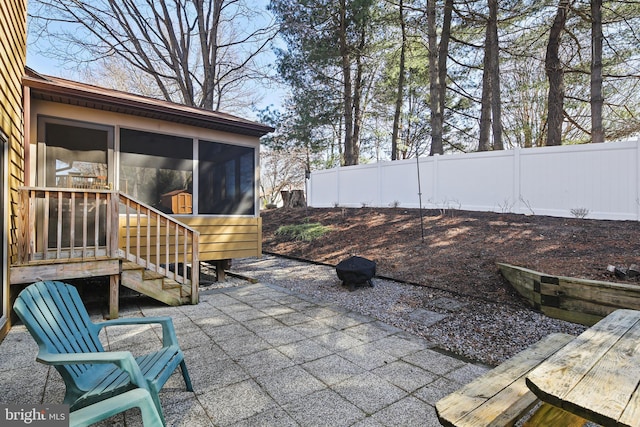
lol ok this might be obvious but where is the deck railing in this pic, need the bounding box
[18,187,117,263]
[17,187,199,303]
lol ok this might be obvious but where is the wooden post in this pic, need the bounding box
[191,230,199,304]
[215,259,230,282]
[109,273,119,319]
[256,217,262,259]
[108,192,120,319]
[108,192,120,258]
[17,189,29,264]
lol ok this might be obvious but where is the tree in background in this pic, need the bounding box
[269,0,381,166]
[590,0,604,143]
[390,0,407,160]
[478,0,502,151]
[260,147,307,207]
[269,0,640,159]
[29,0,278,112]
[258,105,326,206]
[546,0,574,146]
[426,0,443,155]
[431,0,453,155]
[31,0,640,167]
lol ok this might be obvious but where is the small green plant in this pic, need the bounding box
[275,222,332,242]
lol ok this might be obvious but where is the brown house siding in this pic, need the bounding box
[0,0,26,338]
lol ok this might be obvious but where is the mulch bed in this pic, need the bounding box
[260,207,640,305]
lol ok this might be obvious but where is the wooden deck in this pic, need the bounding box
[11,187,201,317]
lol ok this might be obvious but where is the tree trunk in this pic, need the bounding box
[546,0,572,146]
[391,0,407,161]
[197,0,222,110]
[478,75,492,150]
[591,0,604,143]
[352,24,367,164]
[436,0,453,153]
[281,190,306,208]
[339,0,356,166]
[478,8,493,152]
[427,0,442,156]
[489,0,503,150]
[280,190,290,207]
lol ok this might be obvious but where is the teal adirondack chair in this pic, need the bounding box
[70,388,163,427]
[13,280,193,426]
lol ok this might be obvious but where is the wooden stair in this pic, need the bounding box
[120,262,193,306]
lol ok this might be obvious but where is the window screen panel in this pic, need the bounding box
[198,140,255,215]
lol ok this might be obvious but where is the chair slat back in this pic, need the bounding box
[14,281,105,381]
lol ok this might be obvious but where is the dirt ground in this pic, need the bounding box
[260,207,640,305]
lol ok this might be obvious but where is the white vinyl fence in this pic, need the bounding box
[307,140,640,220]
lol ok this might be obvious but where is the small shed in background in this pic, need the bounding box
[161,189,192,214]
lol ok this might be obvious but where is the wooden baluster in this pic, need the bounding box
[69,192,76,259]
[146,206,151,271]
[106,193,112,256]
[165,218,170,278]
[56,191,63,259]
[156,214,161,274]
[136,202,141,265]
[94,193,100,255]
[82,192,88,259]
[125,197,131,259]
[183,226,188,284]
[174,222,179,282]
[42,191,49,261]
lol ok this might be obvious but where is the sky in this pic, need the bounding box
[25,1,286,121]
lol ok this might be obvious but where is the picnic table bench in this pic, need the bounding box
[435,333,588,427]
[527,309,640,427]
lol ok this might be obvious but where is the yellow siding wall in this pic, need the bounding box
[179,216,262,261]
[0,0,26,337]
[120,216,262,262]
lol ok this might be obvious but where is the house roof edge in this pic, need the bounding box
[23,68,275,137]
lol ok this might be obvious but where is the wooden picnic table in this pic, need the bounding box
[526,309,640,427]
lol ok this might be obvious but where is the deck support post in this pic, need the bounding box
[215,259,230,282]
[109,274,119,319]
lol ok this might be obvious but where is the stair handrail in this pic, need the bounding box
[117,192,199,304]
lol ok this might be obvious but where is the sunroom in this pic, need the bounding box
[12,69,273,315]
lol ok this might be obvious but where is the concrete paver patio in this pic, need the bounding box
[0,279,489,426]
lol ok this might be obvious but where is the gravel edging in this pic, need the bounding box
[227,254,587,366]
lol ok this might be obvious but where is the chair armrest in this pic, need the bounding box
[94,316,179,347]
[37,351,148,389]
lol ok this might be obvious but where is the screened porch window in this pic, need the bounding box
[120,129,193,214]
[39,120,112,249]
[44,123,109,188]
[199,140,255,215]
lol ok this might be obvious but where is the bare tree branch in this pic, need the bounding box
[29,0,278,112]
